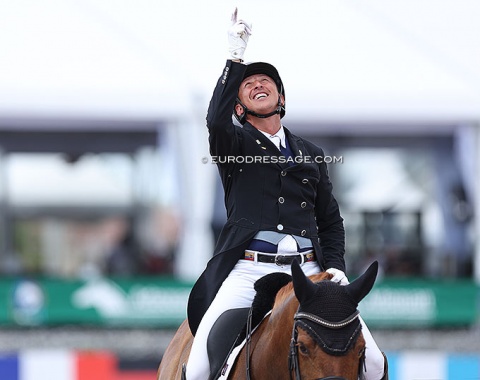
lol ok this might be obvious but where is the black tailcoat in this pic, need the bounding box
[187,60,345,335]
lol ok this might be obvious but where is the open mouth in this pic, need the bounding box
[254,93,268,100]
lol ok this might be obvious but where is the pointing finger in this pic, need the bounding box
[231,7,238,24]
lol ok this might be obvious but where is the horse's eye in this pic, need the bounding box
[297,342,309,355]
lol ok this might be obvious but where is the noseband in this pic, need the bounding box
[288,309,363,380]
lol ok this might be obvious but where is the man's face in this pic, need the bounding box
[236,74,283,118]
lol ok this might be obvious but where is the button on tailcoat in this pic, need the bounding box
[187,60,345,335]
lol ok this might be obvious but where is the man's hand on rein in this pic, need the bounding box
[326,268,350,285]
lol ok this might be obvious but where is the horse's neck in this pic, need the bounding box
[272,291,298,320]
[245,292,298,378]
[258,292,298,345]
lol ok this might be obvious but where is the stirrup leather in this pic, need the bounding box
[181,363,186,380]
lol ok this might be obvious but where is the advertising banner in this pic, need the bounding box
[0,276,477,328]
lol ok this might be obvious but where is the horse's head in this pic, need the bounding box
[290,261,378,380]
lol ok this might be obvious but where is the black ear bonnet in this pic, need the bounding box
[291,261,378,355]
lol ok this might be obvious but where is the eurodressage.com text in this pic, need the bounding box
[203,155,344,164]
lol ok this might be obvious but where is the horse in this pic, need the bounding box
[158,260,378,380]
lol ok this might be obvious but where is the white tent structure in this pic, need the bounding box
[1,0,479,122]
[1,0,480,280]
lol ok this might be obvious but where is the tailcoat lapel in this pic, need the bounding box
[284,127,308,170]
[243,123,306,170]
[243,123,274,148]
[244,123,283,157]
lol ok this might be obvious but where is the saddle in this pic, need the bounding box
[206,272,292,380]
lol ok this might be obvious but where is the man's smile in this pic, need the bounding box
[253,92,268,100]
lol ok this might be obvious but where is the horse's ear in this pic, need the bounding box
[345,261,378,304]
[291,259,317,304]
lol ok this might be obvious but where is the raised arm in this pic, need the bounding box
[206,9,252,158]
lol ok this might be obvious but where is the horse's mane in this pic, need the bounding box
[273,271,332,310]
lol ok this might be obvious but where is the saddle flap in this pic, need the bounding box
[206,272,292,380]
[207,307,250,380]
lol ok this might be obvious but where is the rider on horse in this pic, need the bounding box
[184,9,388,380]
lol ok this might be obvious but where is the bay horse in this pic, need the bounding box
[158,260,378,380]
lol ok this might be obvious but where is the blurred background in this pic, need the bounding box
[0,0,480,379]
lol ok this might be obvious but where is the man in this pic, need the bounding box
[185,9,387,380]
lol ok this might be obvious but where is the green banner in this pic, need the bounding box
[0,276,477,328]
[0,276,193,327]
[359,278,478,327]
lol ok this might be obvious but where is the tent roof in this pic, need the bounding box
[0,0,479,126]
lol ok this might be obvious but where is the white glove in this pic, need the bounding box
[326,268,350,285]
[228,8,252,61]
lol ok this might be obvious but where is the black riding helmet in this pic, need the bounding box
[234,62,286,125]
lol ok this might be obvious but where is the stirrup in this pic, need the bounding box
[380,352,389,380]
[181,363,187,380]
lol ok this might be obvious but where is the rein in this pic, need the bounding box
[288,309,361,380]
[245,306,254,380]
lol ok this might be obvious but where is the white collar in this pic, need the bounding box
[259,125,286,151]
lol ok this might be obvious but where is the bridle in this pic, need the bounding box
[244,307,364,380]
[288,309,364,380]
